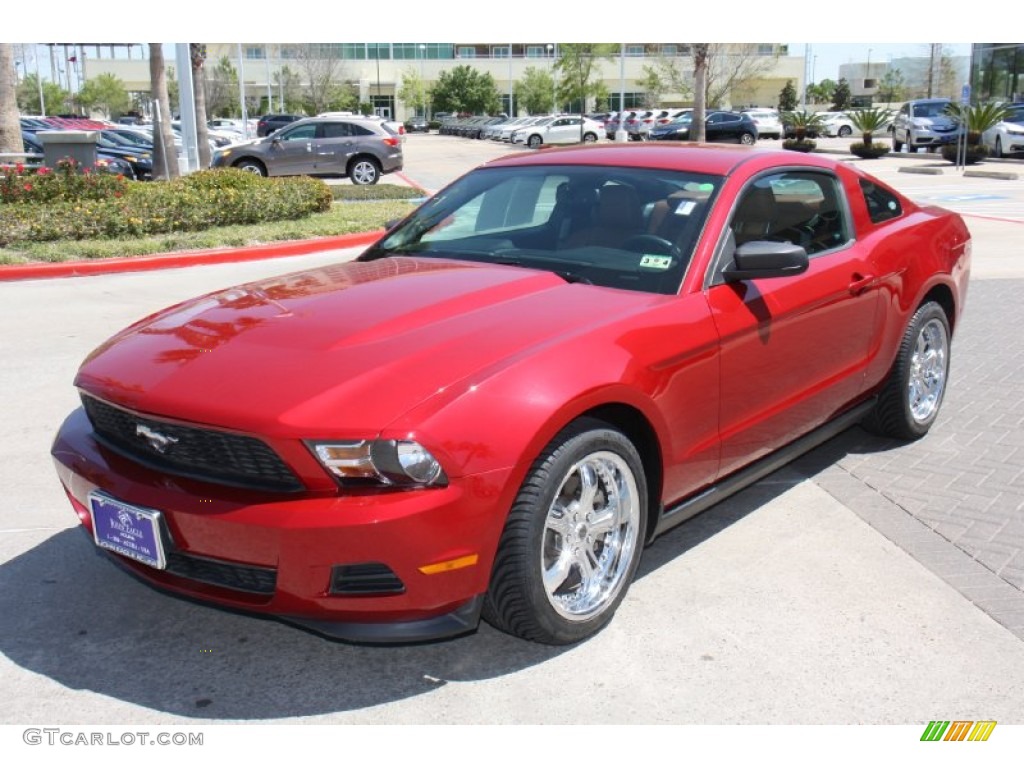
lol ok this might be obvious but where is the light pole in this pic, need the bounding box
[419,44,426,118]
[547,43,556,113]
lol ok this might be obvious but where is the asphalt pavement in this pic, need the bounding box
[2,135,1023,730]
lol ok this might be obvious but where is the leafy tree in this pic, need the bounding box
[16,73,69,115]
[398,67,428,116]
[806,78,836,105]
[778,80,798,112]
[647,43,776,110]
[205,56,240,117]
[272,65,304,114]
[166,67,180,113]
[592,80,611,112]
[430,65,502,115]
[0,44,19,154]
[295,44,351,115]
[78,73,131,119]
[831,78,852,111]
[514,66,554,115]
[637,65,665,108]
[554,43,616,118]
[877,68,906,104]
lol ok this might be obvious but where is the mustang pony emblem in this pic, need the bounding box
[135,424,179,454]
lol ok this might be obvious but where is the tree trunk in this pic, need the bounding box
[149,43,179,180]
[692,44,708,143]
[192,55,211,169]
[0,43,22,155]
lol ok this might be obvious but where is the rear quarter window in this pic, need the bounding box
[859,179,902,224]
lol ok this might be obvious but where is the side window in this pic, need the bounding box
[279,124,317,141]
[347,123,375,137]
[320,123,351,139]
[859,179,902,223]
[730,171,850,255]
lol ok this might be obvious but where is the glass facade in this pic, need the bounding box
[971,44,1024,103]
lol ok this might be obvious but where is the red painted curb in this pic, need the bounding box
[0,230,383,282]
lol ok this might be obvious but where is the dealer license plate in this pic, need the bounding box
[88,491,167,570]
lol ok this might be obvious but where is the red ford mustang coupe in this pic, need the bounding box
[51,144,971,645]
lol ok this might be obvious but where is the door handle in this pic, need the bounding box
[848,273,876,295]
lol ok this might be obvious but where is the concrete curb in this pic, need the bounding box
[0,230,382,282]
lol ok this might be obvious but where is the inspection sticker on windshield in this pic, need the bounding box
[639,255,672,270]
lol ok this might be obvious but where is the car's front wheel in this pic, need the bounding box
[527,134,543,149]
[348,157,380,185]
[994,137,1004,158]
[865,301,951,440]
[483,419,647,644]
[235,159,266,176]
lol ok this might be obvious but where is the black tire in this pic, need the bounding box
[864,301,951,441]
[739,132,756,145]
[235,159,266,176]
[994,137,1003,158]
[838,125,852,138]
[348,157,380,185]
[483,418,648,644]
[527,134,543,149]
[892,134,903,153]
[583,132,598,144]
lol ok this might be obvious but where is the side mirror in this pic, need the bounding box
[723,241,809,282]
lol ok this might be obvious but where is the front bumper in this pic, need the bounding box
[51,407,508,643]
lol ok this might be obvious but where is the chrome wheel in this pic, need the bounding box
[349,159,380,185]
[907,317,948,424]
[541,451,641,622]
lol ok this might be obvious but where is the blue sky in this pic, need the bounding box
[793,44,973,84]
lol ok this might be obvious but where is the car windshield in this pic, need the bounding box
[361,164,722,295]
[912,102,950,118]
[1007,106,1024,125]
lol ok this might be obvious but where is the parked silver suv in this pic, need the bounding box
[891,99,962,153]
[210,117,403,184]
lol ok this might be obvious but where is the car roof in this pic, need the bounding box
[482,143,842,177]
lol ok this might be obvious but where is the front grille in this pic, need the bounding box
[166,551,277,595]
[330,562,405,596]
[82,394,303,493]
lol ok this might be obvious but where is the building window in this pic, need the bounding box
[279,46,299,60]
[244,46,265,60]
[660,45,678,57]
[625,45,645,58]
[757,44,776,56]
[526,46,546,58]
[368,43,390,60]
[864,78,877,89]
[457,47,476,59]
[492,46,510,59]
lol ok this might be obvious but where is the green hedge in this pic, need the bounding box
[0,168,333,247]
[330,184,427,201]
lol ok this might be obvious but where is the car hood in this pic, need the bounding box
[76,257,659,437]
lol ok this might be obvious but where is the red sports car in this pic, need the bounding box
[51,144,971,645]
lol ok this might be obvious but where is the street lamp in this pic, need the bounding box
[419,44,426,118]
[547,43,556,113]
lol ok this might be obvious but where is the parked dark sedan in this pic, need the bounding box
[406,116,430,133]
[650,111,759,145]
[256,114,304,137]
[21,131,136,178]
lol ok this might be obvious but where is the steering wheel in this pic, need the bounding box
[621,234,680,258]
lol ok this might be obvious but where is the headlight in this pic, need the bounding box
[1007,128,1024,136]
[124,155,138,162]
[308,440,447,488]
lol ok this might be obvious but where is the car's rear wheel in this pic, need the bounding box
[348,157,380,185]
[235,159,266,176]
[483,419,647,644]
[892,134,904,153]
[865,301,951,440]
[583,132,598,144]
[739,132,756,145]
[994,137,1004,158]
[838,125,852,137]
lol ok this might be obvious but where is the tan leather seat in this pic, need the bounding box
[732,186,778,245]
[563,184,643,249]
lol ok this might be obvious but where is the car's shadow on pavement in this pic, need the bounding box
[3,427,898,721]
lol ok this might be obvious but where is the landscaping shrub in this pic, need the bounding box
[0,168,333,246]
[331,184,427,201]
[0,158,128,205]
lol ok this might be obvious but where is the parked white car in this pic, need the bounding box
[820,112,855,138]
[500,116,549,143]
[512,115,602,148]
[741,108,783,140]
[981,104,1024,158]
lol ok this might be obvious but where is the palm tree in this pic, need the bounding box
[149,43,179,180]
[783,110,825,142]
[848,108,894,148]
[944,102,1011,145]
[0,44,21,155]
